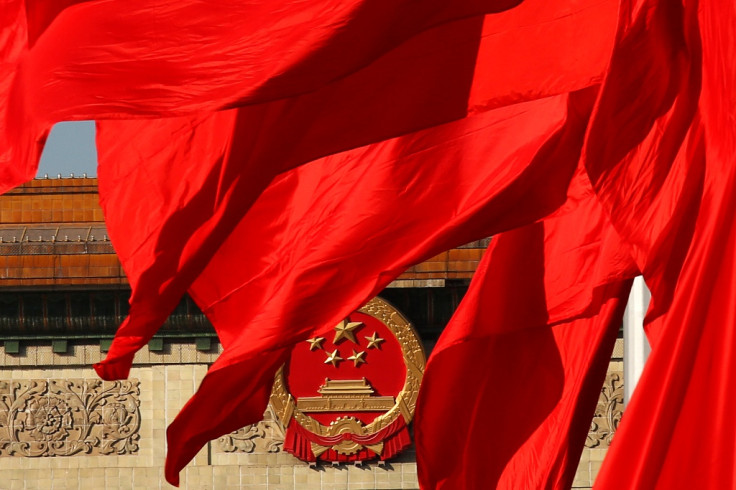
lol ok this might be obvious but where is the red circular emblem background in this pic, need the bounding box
[271,297,425,463]
[285,311,406,427]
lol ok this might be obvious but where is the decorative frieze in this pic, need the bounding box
[586,371,624,448]
[0,379,140,457]
[217,405,285,454]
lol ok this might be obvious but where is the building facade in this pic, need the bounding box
[0,178,622,489]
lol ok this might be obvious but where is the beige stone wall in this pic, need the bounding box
[573,362,623,488]
[573,340,624,489]
[0,343,419,489]
[0,340,623,489]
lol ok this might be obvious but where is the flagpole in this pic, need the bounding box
[623,276,651,405]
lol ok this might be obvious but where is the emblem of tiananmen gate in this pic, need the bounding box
[270,297,426,463]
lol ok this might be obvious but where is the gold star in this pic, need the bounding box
[365,332,385,349]
[347,349,367,367]
[333,319,363,344]
[306,337,325,351]
[324,349,343,367]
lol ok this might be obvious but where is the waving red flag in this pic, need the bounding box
[2,0,618,198]
[82,2,620,483]
[93,0,619,381]
[581,0,736,487]
[2,0,527,193]
[95,88,598,484]
[0,0,39,191]
[415,169,637,489]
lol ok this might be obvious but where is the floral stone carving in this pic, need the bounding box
[217,405,285,453]
[586,371,624,448]
[0,379,140,457]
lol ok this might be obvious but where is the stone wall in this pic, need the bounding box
[573,359,624,488]
[0,340,623,489]
[0,343,418,489]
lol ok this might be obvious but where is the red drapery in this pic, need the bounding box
[283,417,410,462]
[2,0,616,193]
[163,90,599,484]
[583,0,736,487]
[415,168,638,489]
[89,0,619,381]
[2,0,734,488]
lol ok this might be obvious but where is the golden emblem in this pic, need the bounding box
[270,296,426,460]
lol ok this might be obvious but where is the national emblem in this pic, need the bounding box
[270,297,426,463]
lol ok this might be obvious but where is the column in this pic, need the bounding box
[623,275,651,405]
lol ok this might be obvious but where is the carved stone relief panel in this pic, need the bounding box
[217,405,285,454]
[585,371,624,448]
[0,379,140,457]
[218,370,624,454]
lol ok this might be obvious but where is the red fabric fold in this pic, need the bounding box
[160,90,599,484]
[90,0,620,380]
[283,417,409,462]
[289,416,407,447]
[4,0,615,192]
[165,347,290,486]
[17,0,523,118]
[581,0,736,487]
[15,0,736,487]
[582,0,703,326]
[0,0,41,190]
[415,169,638,489]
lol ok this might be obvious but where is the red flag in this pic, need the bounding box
[581,0,736,487]
[1,0,618,197]
[1,0,95,189]
[17,0,521,116]
[3,0,611,192]
[415,169,637,489]
[0,0,616,192]
[0,0,40,190]
[84,4,619,483]
[92,0,619,380]
[102,88,597,485]
[582,0,702,323]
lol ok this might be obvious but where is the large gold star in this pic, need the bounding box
[306,337,325,351]
[347,349,367,367]
[333,319,363,344]
[324,349,343,367]
[365,332,385,349]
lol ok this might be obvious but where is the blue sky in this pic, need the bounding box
[37,121,98,177]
